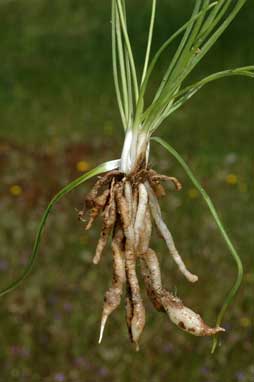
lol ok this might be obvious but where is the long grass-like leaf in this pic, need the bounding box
[0,160,120,298]
[141,0,248,133]
[116,0,139,103]
[133,2,218,129]
[141,0,157,85]
[155,0,202,101]
[151,136,243,353]
[122,1,134,128]
[148,66,254,129]
[198,0,227,38]
[174,65,254,108]
[183,0,247,83]
[197,0,231,47]
[112,0,126,129]
[115,2,129,122]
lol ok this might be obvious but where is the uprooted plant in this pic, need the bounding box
[2,0,253,352]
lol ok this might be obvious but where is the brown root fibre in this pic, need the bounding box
[78,167,224,350]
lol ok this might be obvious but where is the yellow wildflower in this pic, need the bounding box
[76,160,91,173]
[226,174,238,185]
[9,185,23,196]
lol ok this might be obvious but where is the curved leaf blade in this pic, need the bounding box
[151,136,243,353]
[0,159,120,298]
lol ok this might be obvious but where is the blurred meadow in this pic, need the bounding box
[0,1,254,381]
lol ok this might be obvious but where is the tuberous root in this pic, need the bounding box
[140,249,224,336]
[99,227,125,343]
[79,167,223,350]
[161,291,225,336]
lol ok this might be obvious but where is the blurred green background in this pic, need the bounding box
[0,1,253,381]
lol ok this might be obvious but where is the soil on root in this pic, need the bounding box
[78,167,224,350]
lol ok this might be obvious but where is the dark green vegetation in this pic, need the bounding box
[0,1,253,381]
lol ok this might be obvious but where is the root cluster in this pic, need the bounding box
[79,168,224,350]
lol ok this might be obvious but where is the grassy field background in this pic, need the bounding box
[0,1,254,381]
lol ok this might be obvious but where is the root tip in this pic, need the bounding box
[93,256,100,265]
[98,316,108,344]
[190,275,198,283]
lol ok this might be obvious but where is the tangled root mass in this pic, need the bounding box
[79,167,224,350]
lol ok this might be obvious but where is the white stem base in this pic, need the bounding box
[120,129,150,174]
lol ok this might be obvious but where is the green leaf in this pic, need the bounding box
[112,0,126,128]
[141,0,157,85]
[154,66,254,125]
[139,0,249,133]
[0,159,120,298]
[116,0,139,104]
[134,1,218,129]
[151,137,243,353]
